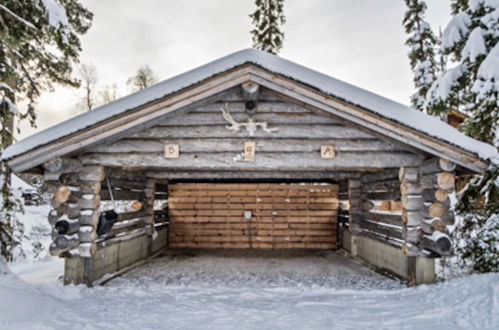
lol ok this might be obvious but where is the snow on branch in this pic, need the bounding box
[0,4,36,29]
[426,65,467,103]
[442,12,471,50]
[41,0,68,27]
[461,27,487,62]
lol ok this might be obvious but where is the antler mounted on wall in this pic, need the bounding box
[221,103,278,136]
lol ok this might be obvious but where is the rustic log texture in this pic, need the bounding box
[79,165,105,182]
[43,157,82,173]
[54,234,79,250]
[79,243,97,258]
[241,82,259,102]
[53,186,72,204]
[79,225,97,243]
[80,209,99,226]
[129,124,374,139]
[55,203,81,219]
[54,219,80,235]
[421,218,447,234]
[114,201,143,214]
[100,188,145,201]
[421,233,453,256]
[88,138,405,154]
[116,209,149,222]
[79,194,101,210]
[79,151,422,171]
[399,167,423,254]
[360,169,399,183]
[360,221,402,239]
[420,157,457,174]
[75,165,104,258]
[146,170,362,181]
[348,179,362,234]
[144,178,157,238]
[420,173,455,191]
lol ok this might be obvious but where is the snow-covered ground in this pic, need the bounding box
[1,204,499,330]
[1,248,499,330]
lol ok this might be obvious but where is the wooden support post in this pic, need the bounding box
[399,167,422,255]
[348,179,362,256]
[348,179,362,235]
[145,178,157,255]
[77,165,104,287]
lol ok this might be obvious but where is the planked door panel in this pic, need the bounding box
[168,183,338,249]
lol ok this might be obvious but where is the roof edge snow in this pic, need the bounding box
[2,48,496,171]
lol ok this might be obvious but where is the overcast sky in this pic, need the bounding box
[17,0,452,139]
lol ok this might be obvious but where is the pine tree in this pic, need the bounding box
[403,0,438,112]
[0,0,92,261]
[427,0,499,273]
[250,0,286,55]
[426,0,499,140]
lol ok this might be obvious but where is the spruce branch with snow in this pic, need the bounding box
[403,0,439,112]
[455,161,499,273]
[426,0,499,142]
[250,0,286,55]
[429,0,499,274]
[0,0,92,261]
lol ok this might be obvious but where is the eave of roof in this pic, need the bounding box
[2,48,497,169]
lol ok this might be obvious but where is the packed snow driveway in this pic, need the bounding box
[110,249,402,290]
[2,249,499,329]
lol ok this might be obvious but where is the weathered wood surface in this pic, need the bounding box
[241,82,259,102]
[88,138,405,154]
[158,111,343,126]
[80,152,422,170]
[361,211,402,226]
[399,167,423,250]
[360,220,402,240]
[43,157,82,173]
[361,169,399,183]
[169,183,338,249]
[146,170,362,180]
[128,124,376,139]
[421,233,453,256]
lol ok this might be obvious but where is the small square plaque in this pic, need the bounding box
[321,145,336,159]
[164,144,179,159]
[244,141,256,161]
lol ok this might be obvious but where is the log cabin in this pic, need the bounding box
[2,49,496,286]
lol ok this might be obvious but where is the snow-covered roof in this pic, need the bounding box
[2,48,497,164]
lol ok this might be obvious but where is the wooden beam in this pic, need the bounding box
[87,138,404,154]
[79,152,422,171]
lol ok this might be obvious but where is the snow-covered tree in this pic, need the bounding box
[127,65,157,92]
[455,162,499,273]
[427,0,499,273]
[0,0,92,261]
[250,0,286,55]
[426,0,499,142]
[403,0,439,112]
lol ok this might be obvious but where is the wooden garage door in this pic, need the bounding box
[168,183,338,249]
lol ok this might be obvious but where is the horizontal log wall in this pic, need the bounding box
[81,87,422,172]
[358,169,404,248]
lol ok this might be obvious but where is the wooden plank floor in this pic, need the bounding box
[168,183,338,249]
